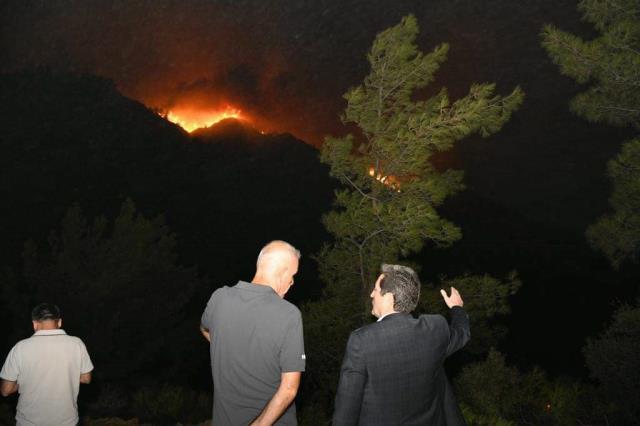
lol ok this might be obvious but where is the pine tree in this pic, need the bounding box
[420,273,521,355]
[542,0,640,268]
[319,15,523,307]
[300,15,523,418]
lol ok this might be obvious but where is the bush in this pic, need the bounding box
[87,384,129,418]
[455,349,603,425]
[132,384,211,424]
[584,304,640,424]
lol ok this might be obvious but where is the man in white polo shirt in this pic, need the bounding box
[0,303,94,426]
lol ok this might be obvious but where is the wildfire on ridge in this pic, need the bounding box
[164,106,245,132]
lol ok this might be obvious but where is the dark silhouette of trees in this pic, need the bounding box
[419,273,521,355]
[543,3,640,423]
[584,303,640,424]
[543,0,640,268]
[2,199,201,382]
[455,349,606,425]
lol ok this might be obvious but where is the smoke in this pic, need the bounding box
[1,0,366,143]
[2,0,466,143]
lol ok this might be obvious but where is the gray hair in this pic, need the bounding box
[257,240,301,267]
[379,264,421,313]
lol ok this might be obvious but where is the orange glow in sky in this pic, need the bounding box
[165,106,245,132]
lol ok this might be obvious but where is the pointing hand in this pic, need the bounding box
[440,286,464,308]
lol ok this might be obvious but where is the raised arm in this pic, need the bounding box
[250,371,300,426]
[440,287,471,356]
[0,379,18,397]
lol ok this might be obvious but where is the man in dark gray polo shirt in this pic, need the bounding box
[201,240,305,425]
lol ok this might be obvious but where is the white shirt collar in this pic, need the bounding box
[34,329,67,336]
[377,311,398,322]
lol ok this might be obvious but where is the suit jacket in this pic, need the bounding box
[333,307,470,425]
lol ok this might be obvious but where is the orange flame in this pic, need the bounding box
[368,166,401,191]
[165,106,245,132]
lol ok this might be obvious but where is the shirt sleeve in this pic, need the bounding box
[0,345,20,381]
[200,288,222,331]
[279,309,305,372]
[79,340,94,374]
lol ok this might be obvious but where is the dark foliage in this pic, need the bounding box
[584,303,640,424]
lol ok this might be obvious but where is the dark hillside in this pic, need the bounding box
[0,70,335,302]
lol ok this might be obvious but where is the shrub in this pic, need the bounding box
[132,384,211,424]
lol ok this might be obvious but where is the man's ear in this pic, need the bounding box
[57,319,63,328]
[385,292,396,308]
[32,321,39,331]
[276,264,288,283]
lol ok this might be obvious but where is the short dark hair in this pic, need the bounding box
[31,303,61,322]
[379,264,421,313]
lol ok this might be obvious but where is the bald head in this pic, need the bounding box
[257,240,301,267]
[253,240,301,298]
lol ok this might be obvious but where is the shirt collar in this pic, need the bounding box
[34,329,67,336]
[236,280,277,295]
[377,311,399,322]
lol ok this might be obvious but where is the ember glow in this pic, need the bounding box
[368,166,401,191]
[165,106,245,132]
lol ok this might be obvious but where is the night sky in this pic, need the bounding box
[3,0,634,231]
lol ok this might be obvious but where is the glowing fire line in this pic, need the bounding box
[165,107,244,132]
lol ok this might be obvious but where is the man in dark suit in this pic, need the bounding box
[333,264,470,425]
